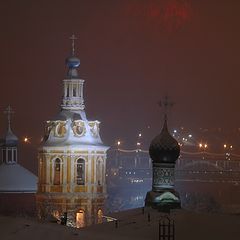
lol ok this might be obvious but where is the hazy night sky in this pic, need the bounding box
[0,0,239,172]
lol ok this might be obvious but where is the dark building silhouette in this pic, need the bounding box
[145,115,181,210]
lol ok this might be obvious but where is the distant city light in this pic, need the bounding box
[174,130,177,133]
[230,145,233,149]
[188,134,192,138]
[23,137,30,143]
[138,133,142,137]
[137,142,141,146]
[224,144,227,149]
[199,143,207,149]
[117,141,121,146]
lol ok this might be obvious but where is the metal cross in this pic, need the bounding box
[4,105,14,130]
[158,95,174,119]
[70,34,77,56]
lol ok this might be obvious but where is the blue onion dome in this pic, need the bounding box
[65,56,80,68]
[149,118,180,163]
[4,128,18,147]
[65,56,80,79]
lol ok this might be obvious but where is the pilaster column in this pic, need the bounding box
[46,155,51,192]
[70,154,74,192]
[77,82,80,97]
[64,82,67,97]
[69,83,73,98]
[63,156,67,192]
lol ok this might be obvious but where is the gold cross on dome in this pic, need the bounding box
[69,34,77,56]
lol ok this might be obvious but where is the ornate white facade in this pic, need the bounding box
[36,37,109,227]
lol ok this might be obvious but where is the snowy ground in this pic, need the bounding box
[1,208,240,240]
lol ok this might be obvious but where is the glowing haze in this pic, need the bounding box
[0,1,239,173]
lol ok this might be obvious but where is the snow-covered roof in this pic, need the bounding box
[42,109,108,150]
[0,163,37,193]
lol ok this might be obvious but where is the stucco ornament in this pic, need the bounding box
[72,120,86,137]
[89,121,99,138]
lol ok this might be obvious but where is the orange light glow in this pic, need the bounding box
[24,137,30,143]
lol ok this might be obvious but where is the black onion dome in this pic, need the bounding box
[149,118,180,163]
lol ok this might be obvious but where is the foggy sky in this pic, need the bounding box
[0,0,239,173]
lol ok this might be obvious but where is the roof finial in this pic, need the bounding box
[4,105,14,131]
[158,95,174,121]
[69,34,77,56]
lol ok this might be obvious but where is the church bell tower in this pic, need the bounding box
[36,35,109,227]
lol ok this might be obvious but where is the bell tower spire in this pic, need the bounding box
[61,34,85,111]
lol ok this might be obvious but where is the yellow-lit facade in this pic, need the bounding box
[37,147,107,227]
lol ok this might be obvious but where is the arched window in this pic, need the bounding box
[76,158,85,185]
[2,147,17,164]
[54,158,61,185]
[73,85,77,97]
[66,85,69,97]
[96,159,102,185]
[7,149,12,163]
[76,210,85,228]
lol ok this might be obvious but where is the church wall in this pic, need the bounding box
[0,193,36,216]
[37,147,107,226]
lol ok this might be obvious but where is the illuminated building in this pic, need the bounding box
[36,36,109,227]
[145,115,181,210]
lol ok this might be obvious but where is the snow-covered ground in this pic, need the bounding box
[1,208,240,240]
